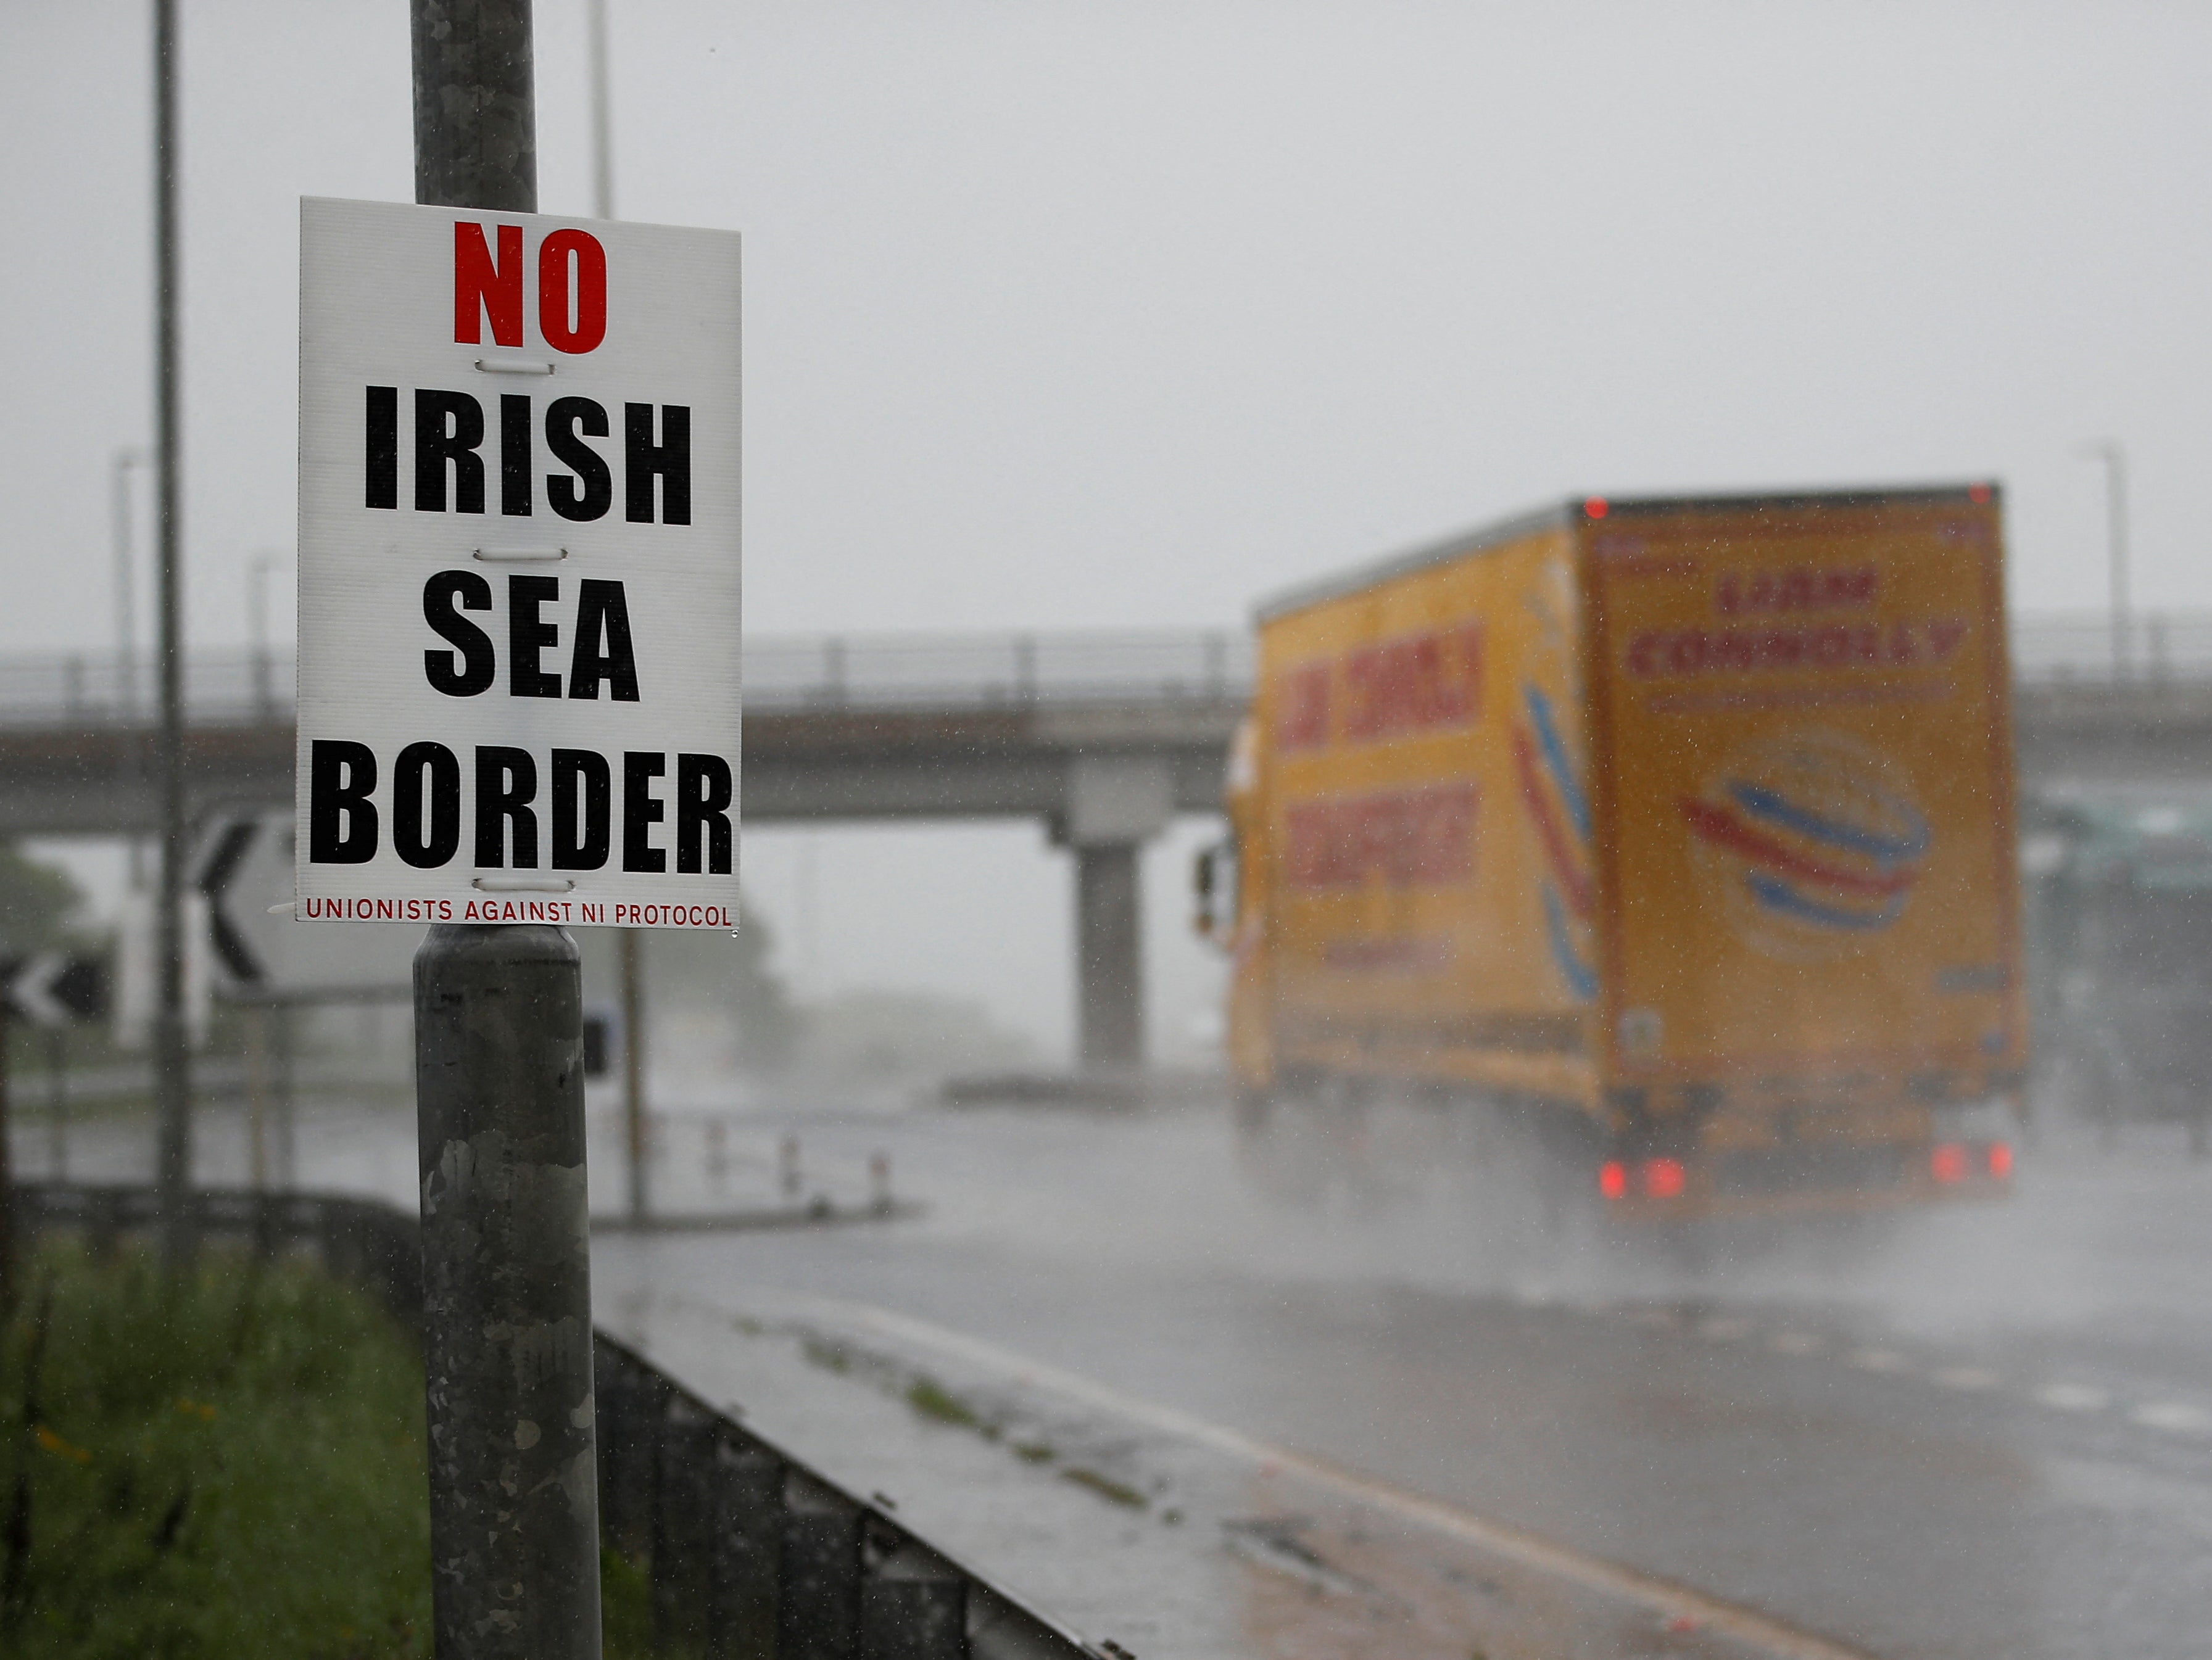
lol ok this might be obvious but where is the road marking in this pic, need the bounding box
[1849,1348,1911,1374]
[747,1290,1884,1660]
[1698,1316,1754,1340]
[2032,1384,2110,1413]
[1629,1307,1679,1329]
[1932,1367,2000,1392]
[1767,1332,1822,1356]
[2131,1402,2212,1435]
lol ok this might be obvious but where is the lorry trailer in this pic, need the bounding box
[1206,487,2023,1221]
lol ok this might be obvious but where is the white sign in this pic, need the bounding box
[115,891,212,1051]
[199,811,421,994]
[296,197,741,930]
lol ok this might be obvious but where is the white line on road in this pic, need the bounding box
[1767,1332,1823,1356]
[1932,1367,2002,1391]
[1849,1348,1911,1374]
[1698,1315,1755,1340]
[741,1290,1885,1660]
[2032,1384,2110,1413]
[2131,1402,2212,1435]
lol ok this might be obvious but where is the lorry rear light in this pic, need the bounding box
[1987,1141,2013,1179]
[1583,496,1610,519]
[1641,1157,1686,1199]
[1968,482,1992,503]
[1599,1160,1628,1200]
[1930,1142,1969,1183]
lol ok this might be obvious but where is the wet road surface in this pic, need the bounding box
[26,1088,2212,1658]
[592,1096,2212,1660]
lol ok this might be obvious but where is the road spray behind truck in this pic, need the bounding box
[1204,487,2023,1221]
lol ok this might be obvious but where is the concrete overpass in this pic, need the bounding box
[0,633,1249,1068]
[3,616,2206,1063]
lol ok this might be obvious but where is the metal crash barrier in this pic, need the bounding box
[9,1183,1094,1660]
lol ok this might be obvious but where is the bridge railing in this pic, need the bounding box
[742,630,1253,712]
[2010,613,2212,688]
[0,616,2198,729]
[0,632,1259,729]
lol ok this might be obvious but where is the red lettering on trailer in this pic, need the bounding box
[1714,565,1878,616]
[1275,664,1330,751]
[1623,616,1971,680]
[1282,782,1479,890]
[1342,625,1483,741]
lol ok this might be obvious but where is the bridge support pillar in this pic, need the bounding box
[1075,841,1145,1068]
[1059,756,1174,1072]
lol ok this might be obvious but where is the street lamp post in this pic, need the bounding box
[247,551,287,721]
[112,446,152,889]
[585,0,652,1227]
[2083,440,2131,683]
[587,0,615,223]
[151,0,194,1268]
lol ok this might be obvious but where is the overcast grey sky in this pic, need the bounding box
[3,1,2205,1055]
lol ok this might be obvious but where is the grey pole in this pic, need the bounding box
[2082,439,2131,682]
[273,1000,297,1188]
[2103,442,2131,685]
[111,448,144,729]
[248,551,284,722]
[0,1011,14,1302]
[412,0,536,212]
[586,0,615,222]
[415,927,599,1658]
[47,1029,68,1183]
[621,928,648,1223]
[411,7,602,1658]
[111,447,149,891]
[586,0,650,1229]
[151,0,194,1269]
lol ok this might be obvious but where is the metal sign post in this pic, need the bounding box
[0,956,109,1300]
[405,8,602,1654]
[150,0,192,1271]
[286,5,741,1654]
[622,928,648,1221]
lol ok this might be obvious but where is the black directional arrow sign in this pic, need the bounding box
[194,813,268,986]
[0,953,107,1027]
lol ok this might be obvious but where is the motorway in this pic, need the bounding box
[25,1086,2212,1659]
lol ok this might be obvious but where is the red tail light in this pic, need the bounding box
[1987,1141,2013,1179]
[1583,496,1610,520]
[1599,1160,1628,1200]
[1641,1157,1687,1199]
[1930,1142,1969,1184]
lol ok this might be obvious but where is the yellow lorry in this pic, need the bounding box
[1204,487,2023,1220]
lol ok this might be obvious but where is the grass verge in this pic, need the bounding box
[0,1239,649,1660]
